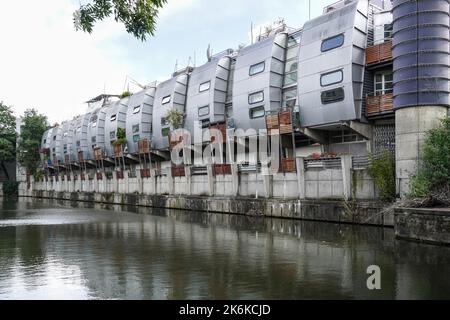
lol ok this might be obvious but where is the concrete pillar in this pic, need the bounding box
[167,167,174,195]
[341,155,353,200]
[113,175,118,193]
[261,164,273,198]
[231,163,239,196]
[206,164,215,196]
[296,157,306,199]
[395,106,448,197]
[185,166,192,195]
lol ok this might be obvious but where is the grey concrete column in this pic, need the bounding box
[167,167,174,195]
[231,164,239,196]
[206,164,215,196]
[113,175,118,194]
[341,155,353,200]
[296,157,306,199]
[185,166,192,195]
[124,171,129,194]
[261,165,273,198]
[395,106,448,197]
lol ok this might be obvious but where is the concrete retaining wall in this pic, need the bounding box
[395,208,450,245]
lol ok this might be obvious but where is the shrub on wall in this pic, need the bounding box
[410,118,450,204]
[2,181,19,197]
[367,151,396,202]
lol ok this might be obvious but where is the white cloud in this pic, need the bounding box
[0,0,134,124]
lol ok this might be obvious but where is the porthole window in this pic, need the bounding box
[162,95,171,105]
[248,91,264,104]
[321,34,345,52]
[321,87,345,104]
[320,70,343,87]
[110,114,117,122]
[133,106,141,114]
[198,105,210,117]
[249,61,265,76]
[249,106,265,119]
[132,124,140,134]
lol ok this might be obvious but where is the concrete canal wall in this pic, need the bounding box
[395,208,450,246]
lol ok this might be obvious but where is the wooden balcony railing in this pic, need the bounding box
[266,110,293,136]
[366,40,392,65]
[366,93,394,116]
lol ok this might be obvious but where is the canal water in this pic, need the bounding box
[1,198,450,300]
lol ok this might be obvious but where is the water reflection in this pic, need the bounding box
[0,198,450,299]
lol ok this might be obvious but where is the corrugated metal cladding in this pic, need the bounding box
[297,0,369,128]
[392,0,450,109]
[87,105,108,158]
[104,99,128,157]
[72,113,91,162]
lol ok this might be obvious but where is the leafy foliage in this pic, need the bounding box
[2,181,19,197]
[113,127,127,146]
[410,118,450,200]
[0,102,17,180]
[367,151,396,202]
[121,91,132,98]
[17,109,48,176]
[74,0,167,41]
[165,108,184,129]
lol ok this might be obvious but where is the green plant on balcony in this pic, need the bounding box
[112,127,127,146]
[120,91,132,98]
[165,108,184,129]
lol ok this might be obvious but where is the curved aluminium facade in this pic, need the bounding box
[232,33,288,135]
[392,0,450,109]
[152,74,189,150]
[297,0,369,128]
[184,56,231,139]
[126,86,157,154]
[62,119,76,164]
[87,105,109,157]
[72,113,91,161]
[104,99,128,157]
[49,125,63,165]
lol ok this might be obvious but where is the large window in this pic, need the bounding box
[282,87,297,108]
[132,124,140,133]
[375,71,393,95]
[321,87,345,104]
[110,131,116,140]
[249,61,265,76]
[199,81,211,92]
[321,34,345,52]
[320,69,343,87]
[198,105,210,117]
[133,134,140,143]
[248,91,264,104]
[249,106,265,119]
[162,95,171,105]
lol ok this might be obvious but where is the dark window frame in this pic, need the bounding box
[320,69,344,87]
[162,95,171,105]
[198,105,210,117]
[321,33,345,52]
[248,90,265,105]
[321,87,345,105]
[249,61,265,76]
[249,106,266,119]
[199,81,211,93]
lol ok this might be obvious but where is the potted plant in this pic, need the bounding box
[166,108,184,129]
[113,127,127,156]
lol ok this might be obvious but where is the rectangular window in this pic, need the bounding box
[285,60,298,73]
[374,71,393,95]
[90,115,98,124]
[43,139,47,144]
[161,117,168,126]
[249,106,265,119]
[283,72,298,87]
[282,88,297,108]
[201,119,210,128]
[249,61,265,76]
[91,136,96,143]
[199,81,211,92]
[162,95,171,105]
[76,127,81,133]
[198,105,210,117]
[162,127,170,137]
[63,132,68,137]
[92,122,97,128]
[63,144,67,151]
[248,91,264,104]
[132,124,140,133]
[321,87,345,104]
[321,34,345,52]
[320,69,343,87]
[110,131,116,140]
[76,140,80,147]
[384,23,393,40]
[133,105,141,114]
[110,114,117,121]
[133,134,140,143]
[53,136,56,141]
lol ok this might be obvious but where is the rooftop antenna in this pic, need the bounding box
[206,44,212,62]
[174,59,178,73]
[251,21,254,45]
[309,0,311,20]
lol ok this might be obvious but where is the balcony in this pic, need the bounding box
[266,110,294,136]
[366,93,394,117]
[366,40,392,66]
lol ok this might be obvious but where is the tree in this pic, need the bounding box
[17,109,48,177]
[0,102,17,180]
[74,0,167,41]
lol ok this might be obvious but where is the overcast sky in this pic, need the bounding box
[0,0,336,124]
